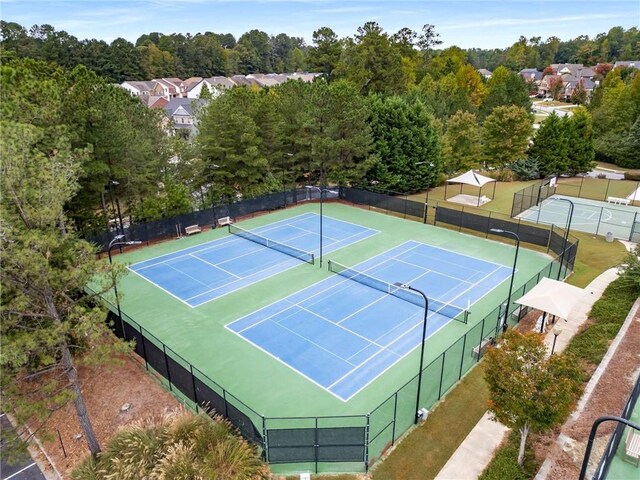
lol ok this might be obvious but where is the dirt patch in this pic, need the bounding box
[537,308,640,479]
[40,354,180,478]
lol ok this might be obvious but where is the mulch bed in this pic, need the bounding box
[39,354,180,478]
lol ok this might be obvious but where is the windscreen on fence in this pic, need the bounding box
[266,426,366,464]
[86,188,316,252]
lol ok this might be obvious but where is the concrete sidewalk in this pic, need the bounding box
[434,268,619,480]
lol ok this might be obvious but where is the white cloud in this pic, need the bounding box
[440,13,626,30]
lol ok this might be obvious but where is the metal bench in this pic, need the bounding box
[184,224,202,236]
[607,196,631,206]
[625,429,640,467]
[473,337,494,359]
[217,216,233,227]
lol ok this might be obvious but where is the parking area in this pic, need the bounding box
[1,414,47,480]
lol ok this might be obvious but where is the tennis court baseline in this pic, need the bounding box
[227,241,512,401]
[517,194,640,239]
[129,213,378,307]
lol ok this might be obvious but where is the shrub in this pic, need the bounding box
[624,170,640,181]
[72,410,269,480]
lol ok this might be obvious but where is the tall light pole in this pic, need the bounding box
[555,198,574,280]
[108,235,141,326]
[394,282,429,424]
[490,229,520,333]
[305,186,337,267]
[282,153,293,208]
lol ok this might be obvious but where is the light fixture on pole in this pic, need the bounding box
[108,235,142,327]
[489,228,520,333]
[394,282,429,425]
[305,186,337,267]
[555,198,574,280]
[551,326,562,355]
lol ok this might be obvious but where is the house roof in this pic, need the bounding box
[163,98,206,117]
[520,69,543,81]
[122,81,156,92]
[205,76,236,89]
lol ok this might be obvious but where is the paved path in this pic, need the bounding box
[433,268,620,480]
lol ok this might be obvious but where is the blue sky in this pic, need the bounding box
[1,0,638,49]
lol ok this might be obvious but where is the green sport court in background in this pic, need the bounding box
[106,202,553,472]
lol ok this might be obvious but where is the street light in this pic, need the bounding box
[551,326,562,355]
[555,198,574,280]
[305,186,337,267]
[490,229,520,333]
[579,416,640,480]
[394,282,429,425]
[107,235,142,327]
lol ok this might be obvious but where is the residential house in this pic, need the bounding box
[163,98,207,137]
[477,68,492,79]
[151,78,187,99]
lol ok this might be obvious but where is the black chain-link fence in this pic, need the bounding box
[94,187,579,474]
[87,188,327,252]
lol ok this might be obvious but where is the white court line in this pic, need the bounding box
[189,254,241,279]
[392,257,474,285]
[288,300,388,351]
[166,262,210,287]
[224,325,349,402]
[271,309,360,367]
[5,463,37,480]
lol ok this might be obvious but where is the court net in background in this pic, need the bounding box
[228,224,315,264]
[328,261,469,323]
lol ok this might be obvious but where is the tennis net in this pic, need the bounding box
[228,224,315,264]
[328,260,468,323]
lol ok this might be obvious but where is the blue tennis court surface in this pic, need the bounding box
[129,213,377,307]
[227,241,512,401]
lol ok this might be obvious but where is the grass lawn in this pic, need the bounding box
[371,364,489,480]
[407,179,539,214]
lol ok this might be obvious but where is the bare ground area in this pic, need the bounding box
[38,354,180,478]
[535,308,640,479]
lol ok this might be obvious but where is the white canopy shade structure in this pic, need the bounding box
[444,170,497,206]
[515,277,584,332]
